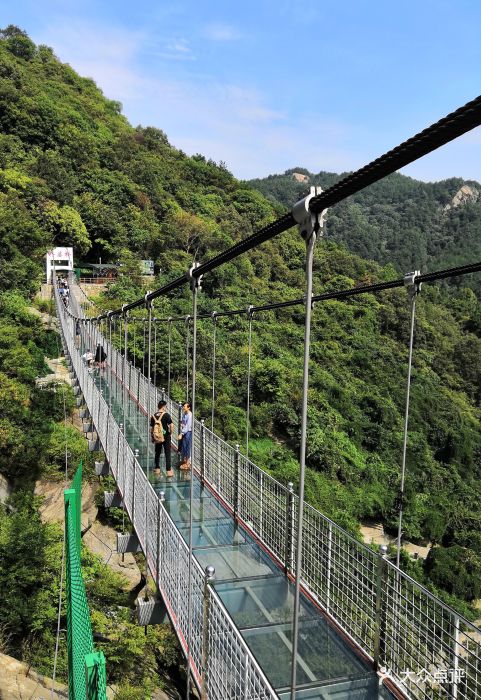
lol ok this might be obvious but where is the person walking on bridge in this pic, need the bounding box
[150,400,174,478]
[179,402,192,471]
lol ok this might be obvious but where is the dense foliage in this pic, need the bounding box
[2,23,481,636]
[249,167,481,293]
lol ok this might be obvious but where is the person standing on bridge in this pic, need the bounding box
[95,343,107,370]
[179,402,192,471]
[150,400,174,478]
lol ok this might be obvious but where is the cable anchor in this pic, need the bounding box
[292,185,327,243]
[187,262,203,292]
[404,270,421,297]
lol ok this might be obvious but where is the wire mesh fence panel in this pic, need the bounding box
[123,447,135,523]
[147,486,159,580]
[237,454,288,564]
[98,400,108,449]
[131,368,139,404]
[108,418,119,478]
[134,467,147,551]
[203,428,235,507]
[138,373,148,413]
[382,563,481,700]
[206,588,278,700]
[294,500,379,657]
[158,507,187,652]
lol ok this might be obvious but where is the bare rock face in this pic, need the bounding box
[0,474,12,506]
[0,652,67,700]
[34,480,142,589]
[83,521,142,589]
[35,480,98,526]
[444,184,480,211]
[291,171,310,183]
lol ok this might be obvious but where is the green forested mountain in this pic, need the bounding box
[248,167,481,291]
[3,22,481,659]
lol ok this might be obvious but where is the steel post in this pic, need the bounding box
[201,565,215,700]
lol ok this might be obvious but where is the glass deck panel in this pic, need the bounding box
[214,577,318,628]
[241,617,370,690]
[89,360,396,700]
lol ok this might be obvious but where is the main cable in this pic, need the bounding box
[93,93,481,321]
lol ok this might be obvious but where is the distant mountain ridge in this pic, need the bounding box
[248,168,481,290]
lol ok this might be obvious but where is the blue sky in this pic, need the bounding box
[5,0,481,182]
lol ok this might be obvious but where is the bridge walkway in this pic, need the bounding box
[90,349,394,699]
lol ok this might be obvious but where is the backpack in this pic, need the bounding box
[151,413,165,443]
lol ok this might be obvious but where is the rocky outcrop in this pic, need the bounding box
[444,184,480,211]
[291,171,309,183]
[0,474,12,506]
[35,480,142,589]
[0,652,67,700]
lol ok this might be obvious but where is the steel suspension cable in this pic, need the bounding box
[145,301,153,596]
[211,312,217,432]
[133,323,136,368]
[122,312,128,538]
[246,307,254,458]
[131,258,481,331]
[153,320,157,388]
[142,321,146,376]
[396,279,420,568]
[167,318,172,397]
[185,274,200,700]
[94,94,481,321]
[290,229,317,699]
[185,316,191,401]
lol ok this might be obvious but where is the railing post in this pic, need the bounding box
[284,482,294,574]
[201,565,215,700]
[326,521,332,613]
[132,452,138,525]
[178,401,183,453]
[234,444,240,519]
[374,544,388,672]
[452,614,460,699]
[200,419,206,483]
[157,493,164,584]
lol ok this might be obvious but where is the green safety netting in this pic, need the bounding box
[65,462,107,700]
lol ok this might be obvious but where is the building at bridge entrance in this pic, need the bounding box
[46,246,74,281]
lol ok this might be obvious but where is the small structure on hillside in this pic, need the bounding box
[46,246,73,282]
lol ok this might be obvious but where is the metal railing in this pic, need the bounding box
[55,283,278,700]
[58,280,481,700]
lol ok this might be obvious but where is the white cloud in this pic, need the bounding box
[202,23,241,41]
[30,20,391,180]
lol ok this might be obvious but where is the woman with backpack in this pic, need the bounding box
[150,400,174,477]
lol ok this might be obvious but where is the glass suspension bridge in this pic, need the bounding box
[55,94,481,700]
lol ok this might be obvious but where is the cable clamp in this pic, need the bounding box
[144,292,152,309]
[246,304,254,318]
[185,315,191,326]
[403,270,421,296]
[187,262,203,291]
[292,185,327,242]
[211,311,218,320]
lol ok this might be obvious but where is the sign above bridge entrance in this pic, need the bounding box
[46,246,73,281]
